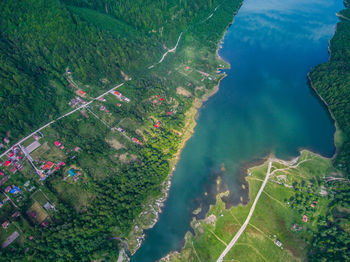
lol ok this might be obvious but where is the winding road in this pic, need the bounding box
[216,161,273,262]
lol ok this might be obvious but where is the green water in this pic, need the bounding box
[132,0,343,261]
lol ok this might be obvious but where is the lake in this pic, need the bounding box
[132,0,343,261]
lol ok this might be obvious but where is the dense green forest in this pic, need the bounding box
[308,1,350,260]
[0,0,243,260]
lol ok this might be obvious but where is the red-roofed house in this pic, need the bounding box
[54,141,61,147]
[2,221,9,229]
[302,215,309,223]
[114,91,122,97]
[43,161,54,170]
[4,160,11,167]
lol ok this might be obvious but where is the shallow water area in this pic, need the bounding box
[132,0,342,261]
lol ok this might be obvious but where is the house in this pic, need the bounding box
[68,168,77,177]
[78,90,86,96]
[10,186,20,195]
[10,167,17,174]
[43,202,54,211]
[0,171,4,176]
[29,211,37,218]
[60,145,65,150]
[167,112,172,116]
[123,97,130,103]
[275,240,282,247]
[117,103,121,107]
[43,161,54,170]
[41,221,49,227]
[4,138,9,144]
[11,211,20,218]
[2,221,9,229]
[0,177,9,186]
[114,91,122,97]
[4,186,11,192]
[100,106,106,111]
[54,141,61,147]
[4,160,11,167]
[302,215,309,223]
[154,121,161,128]
[32,133,40,141]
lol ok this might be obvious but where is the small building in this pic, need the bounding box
[2,221,9,229]
[4,160,11,167]
[54,141,61,147]
[4,138,9,144]
[154,121,161,128]
[302,215,309,223]
[10,186,20,195]
[43,202,54,211]
[4,186,11,193]
[275,240,282,247]
[11,211,20,218]
[41,221,49,227]
[114,91,122,97]
[0,171,4,176]
[68,168,77,177]
[78,90,86,97]
[43,161,54,170]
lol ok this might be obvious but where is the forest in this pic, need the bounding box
[308,1,350,260]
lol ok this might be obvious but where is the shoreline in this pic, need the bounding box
[307,73,340,159]
[125,5,239,258]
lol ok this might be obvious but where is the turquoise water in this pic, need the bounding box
[132,0,343,261]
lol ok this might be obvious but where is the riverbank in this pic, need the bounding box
[124,2,243,257]
[125,50,230,258]
[308,73,343,156]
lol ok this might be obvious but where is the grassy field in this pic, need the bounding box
[163,151,338,262]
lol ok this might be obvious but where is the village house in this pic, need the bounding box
[2,221,9,230]
[275,240,282,247]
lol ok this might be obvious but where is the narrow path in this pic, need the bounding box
[0,83,124,159]
[216,161,272,262]
[148,32,183,69]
